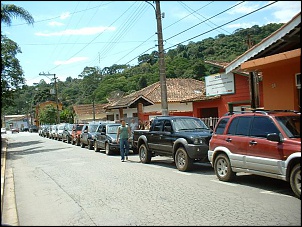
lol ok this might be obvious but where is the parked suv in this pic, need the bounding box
[208,110,301,198]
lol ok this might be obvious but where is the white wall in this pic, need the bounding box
[108,102,193,121]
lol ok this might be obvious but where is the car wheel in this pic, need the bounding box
[175,147,193,172]
[80,141,85,148]
[139,143,151,164]
[214,154,236,181]
[290,163,301,199]
[88,140,93,150]
[105,143,112,155]
[94,141,99,152]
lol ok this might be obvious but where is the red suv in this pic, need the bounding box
[208,110,301,199]
[71,124,84,146]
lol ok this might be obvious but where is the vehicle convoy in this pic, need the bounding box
[132,116,213,171]
[93,122,121,155]
[208,110,301,199]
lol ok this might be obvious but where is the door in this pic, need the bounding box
[246,116,282,174]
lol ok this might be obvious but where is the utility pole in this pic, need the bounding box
[246,34,259,109]
[39,72,60,124]
[155,1,168,116]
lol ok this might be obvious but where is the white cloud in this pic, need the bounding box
[226,22,258,29]
[60,12,70,20]
[54,57,88,65]
[48,21,64,27]
[35,26,116,37]
[227,2,260,15]
[269,1,301,23]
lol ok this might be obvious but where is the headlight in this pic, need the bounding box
[193,138,203,144]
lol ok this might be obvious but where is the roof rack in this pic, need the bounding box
[225,109,300,116]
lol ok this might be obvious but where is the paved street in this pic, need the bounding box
[1,132,301,226]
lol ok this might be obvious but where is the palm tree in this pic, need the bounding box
[1,3,34,26]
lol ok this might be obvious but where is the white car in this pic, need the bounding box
[1,128,7,134]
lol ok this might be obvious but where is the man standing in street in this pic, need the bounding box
[117,119,131,162]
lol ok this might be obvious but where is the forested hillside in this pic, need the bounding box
[4,23,283,116]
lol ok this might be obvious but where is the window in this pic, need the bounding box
[227,116,252,136]
[250,117,279,138]
[215,118,229,135]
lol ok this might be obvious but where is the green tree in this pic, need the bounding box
[60,108,74,123]
[39,105,57,125]
[1,34,25,109]
[1,3,34,111]
[1,3,34,26]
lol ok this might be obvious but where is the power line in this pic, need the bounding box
[165,1,245,42]
[2,1,115,27]
[164,1,278,51]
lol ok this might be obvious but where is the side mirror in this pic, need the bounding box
[267,133,281,142]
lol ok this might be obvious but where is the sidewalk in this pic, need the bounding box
[1,136,19,226]
[1,136,8,214]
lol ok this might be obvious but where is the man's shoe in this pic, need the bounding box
[121,160,124,162]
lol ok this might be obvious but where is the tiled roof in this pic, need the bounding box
[181,94,221,102]
[106,78,208,109]
[204,61,229,68]
[73,103,107,115]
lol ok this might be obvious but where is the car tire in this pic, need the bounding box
[290,163,301,199]
[88,140,93,150]
[105,143,112,155]
[139,143,151,164]
[214,154,236,181]
[94,141,99,152]
[175,147,193,172]
[80,141,85,148]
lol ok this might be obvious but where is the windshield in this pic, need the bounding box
[276,115,300,138]
[88,124,98,132]
[107,125,120,134]
[173,118,209,131]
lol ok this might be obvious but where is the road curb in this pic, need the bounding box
[1,137,8,215]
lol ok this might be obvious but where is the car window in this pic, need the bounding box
[107,125,119,134]
[214,118,229,135]
[250,116,280,138]
[76,125,83,131]
[276,116,301,138]
[227,116,252,136]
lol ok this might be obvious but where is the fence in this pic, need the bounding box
[200,117,220,130]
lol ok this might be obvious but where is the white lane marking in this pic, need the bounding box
[211,179,237,186]
[173,171,192,175]
[260,191,293,198]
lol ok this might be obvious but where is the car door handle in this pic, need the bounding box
[249,140,257,145]
[226,138,232,142]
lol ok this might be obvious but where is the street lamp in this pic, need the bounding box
[146,1,169,115]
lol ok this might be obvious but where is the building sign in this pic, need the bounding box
[205,73,235,96]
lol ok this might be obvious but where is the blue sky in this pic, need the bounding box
[2,1,301,86]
